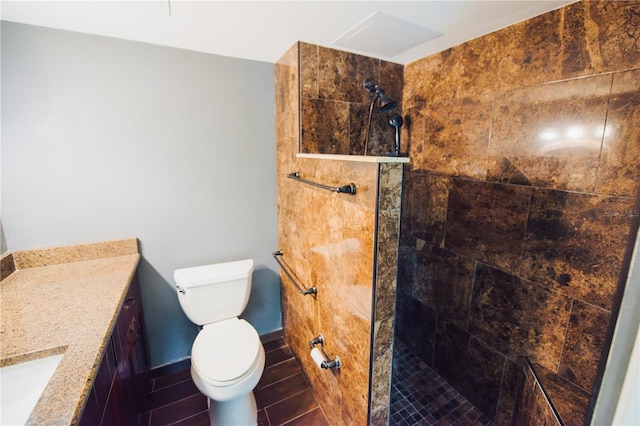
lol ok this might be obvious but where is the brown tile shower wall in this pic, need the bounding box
[299,42,404,156]
[275,43,403,425]
[398,1,639,425]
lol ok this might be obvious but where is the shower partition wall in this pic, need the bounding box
[275,42,407,425]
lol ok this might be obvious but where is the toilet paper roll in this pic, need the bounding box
[310,347,325,369]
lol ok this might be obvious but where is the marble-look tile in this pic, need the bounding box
[277,43,405,424]
[366,111,398,157]
[349,105,404,157]
[378,163,403,212]
[379,60,404,113]
[400,171,449,246]
[595,69,640,197]
[556,1,640,79]
[317,45,379,105]
[278,101,382,426]
[282,301,341,426]
[370,406,389,426]
[445,179,531,273]
[394,291,436,365]
[348,102,368,156]
[434,320,505,418]
[404,1,640,106]
[295,158,380,209]
[491,10,561,90]
[403,9,560,107]
[558,301,610,393]
[537,362,591,426]
[275,43,299,116]
[396,243,416,296]
[403,52,448,109]
[275,43,300,167]
[521,189,635,309]
[370,317,394,417]
[495,359,525,426]
[374,209,400,321]
[468,264,572,371]
[401,107,425,167]
[299,42,318,99]
[413,245,475,329]
[336,318,371,426]
[421,94,493,180]
[298,43,403,156]
[513,363,561,426]
[300,98,349,154]
[487,74,611,192]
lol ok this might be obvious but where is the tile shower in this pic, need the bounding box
[399,1,639,425]
[275,42,405,425]
[275,1,639,425]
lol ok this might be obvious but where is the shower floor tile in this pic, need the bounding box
[390,341,495,426]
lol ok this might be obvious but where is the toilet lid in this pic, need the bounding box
[192,318,261,384]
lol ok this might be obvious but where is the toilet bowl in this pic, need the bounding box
[174,259,265,426]
[191,318,265,425]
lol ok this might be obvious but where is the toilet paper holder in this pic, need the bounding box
[309,334,342,370]
[309,334,324,348]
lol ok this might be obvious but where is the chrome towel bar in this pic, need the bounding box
[287,172,356,195]
[272,250,317,296]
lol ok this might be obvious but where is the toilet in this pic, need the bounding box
[174,259,265,426]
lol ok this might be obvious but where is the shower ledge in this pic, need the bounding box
[297,153,410,163]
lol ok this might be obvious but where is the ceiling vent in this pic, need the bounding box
[332,11,442,58]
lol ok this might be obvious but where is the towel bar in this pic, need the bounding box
[272,250,317,296]
[287,172,356,195]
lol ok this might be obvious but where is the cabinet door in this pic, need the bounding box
[130,316,149,398]
[77,389,100,426]
[78,276,148,426]
[101,373,127,426]
[114,276,142,361]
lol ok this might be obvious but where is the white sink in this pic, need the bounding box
[0,353,64,425]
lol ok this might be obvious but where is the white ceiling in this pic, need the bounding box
[0,1,576,65]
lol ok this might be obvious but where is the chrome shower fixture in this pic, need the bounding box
[363,78,397,155]
[388,113,403,157]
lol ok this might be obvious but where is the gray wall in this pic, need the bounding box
[1,21,281,368]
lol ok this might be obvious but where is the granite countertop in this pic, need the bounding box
[0,239,140,425]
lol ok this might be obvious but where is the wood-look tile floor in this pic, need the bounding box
[139,337,329,426]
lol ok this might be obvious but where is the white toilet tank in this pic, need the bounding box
[174,259,254,326]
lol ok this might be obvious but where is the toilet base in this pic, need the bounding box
[208,391,257,426]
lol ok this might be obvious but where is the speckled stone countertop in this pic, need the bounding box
[0,239,140,425]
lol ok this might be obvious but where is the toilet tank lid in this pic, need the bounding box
[174,259,254,288]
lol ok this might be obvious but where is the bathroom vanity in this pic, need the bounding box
[0,239,145,425]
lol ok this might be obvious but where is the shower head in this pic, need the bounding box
[388,114,404,157]
[363,78,397,113]
[363,77,398,155]
[389,114,403,128]
[378,90,397,113]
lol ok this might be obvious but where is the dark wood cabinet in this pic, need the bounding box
[78,275,148,426]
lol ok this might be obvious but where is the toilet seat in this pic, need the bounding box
[191,318,261,387]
